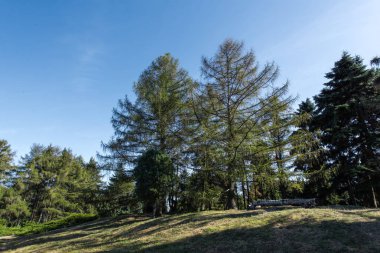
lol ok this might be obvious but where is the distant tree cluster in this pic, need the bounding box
[0,143,101,225]
[1,39,379,224]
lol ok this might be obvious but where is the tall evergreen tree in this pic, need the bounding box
[314,52,380,206]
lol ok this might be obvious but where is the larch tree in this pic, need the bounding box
[0,140,30,225]
[102,53,195,212]
[263,95,298,198]
[0,187,30,226]
[290,99,329,202]
[21,145,101,222]
[0,139,15,184]
[198,39,292,209]
[102,54,194,162]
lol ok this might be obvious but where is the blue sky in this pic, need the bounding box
[0,0,379,162]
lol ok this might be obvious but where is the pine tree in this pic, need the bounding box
[314,52,380,206]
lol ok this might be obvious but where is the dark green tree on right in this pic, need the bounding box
[314,52,380,207]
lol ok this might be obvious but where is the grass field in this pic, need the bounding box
[1,207,380,253]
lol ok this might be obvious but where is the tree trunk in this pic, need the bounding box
[369,175,378,208]
[38,212,43,223]
[347,180,357,206]
[244,167,251,204]
[202,178,206,211]
[152,200,157,218]
[246,180,251,203]
[156,205,163,217]
[242,179,246,209]
[235,183,240,209]
[227,181,238,209]
[154,199,163,217]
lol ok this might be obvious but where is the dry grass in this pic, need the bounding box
[2,207,380,253]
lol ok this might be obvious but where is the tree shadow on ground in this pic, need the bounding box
[1,210,268,251]
[6,233,90,250]
[106,218,380,253]
[3,214,153,251]
[334,209,380,222]
[2,217,112,251]
[112,209,267,240]
[3,208,380,253]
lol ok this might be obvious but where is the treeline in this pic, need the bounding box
[0,143,101,226]
[100,40,380,216]
[1,39,379,224]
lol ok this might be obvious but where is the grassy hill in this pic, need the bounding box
[1,207,380,253]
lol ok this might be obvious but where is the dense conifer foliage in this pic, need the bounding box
[0,144,102,226]
[1,40,379,228]
[313,53,380,206]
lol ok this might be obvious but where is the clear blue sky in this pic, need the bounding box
[1,0,379,162]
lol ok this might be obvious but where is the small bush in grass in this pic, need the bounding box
[0,218,7,226]
[0,213,98,236]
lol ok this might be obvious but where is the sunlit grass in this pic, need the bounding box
[2,207,380,253]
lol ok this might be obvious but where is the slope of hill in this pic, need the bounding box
[2,207,380,253]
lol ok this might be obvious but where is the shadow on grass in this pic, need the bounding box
[334,210,380,222]
[112,210,267,240]
[105,219,380,253]
[2,218,111,251]
[6,233,90,249]
[3,209,380,253]
[1,210,266,252]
